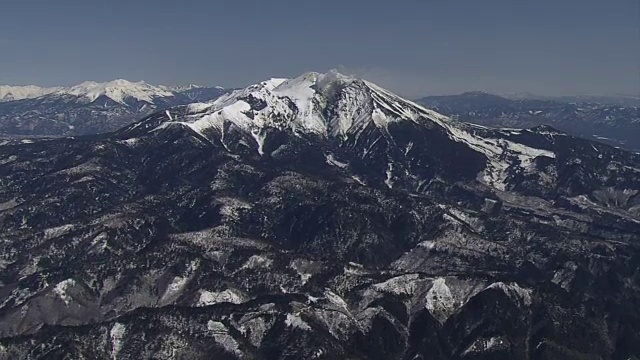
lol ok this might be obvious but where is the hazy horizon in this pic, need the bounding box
[1,0,638,98]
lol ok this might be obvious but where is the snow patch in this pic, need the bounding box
[443,125,555,190]
[462,336,509,356]
[110,323,127,359]
[285,313,312,331]
[325,154,349,169]
[43,224,75,240]
[53,279,77,305]
[160,276,189,304]
[425,278,455,323]
[324,290,349,310]
[385,162,394,189]
[206,321,242,356]
[373,274,421,296]
[240,255,273,270]
[197,289,245,306]
[486,282,532,307]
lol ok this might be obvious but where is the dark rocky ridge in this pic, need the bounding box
[0,72,638,359]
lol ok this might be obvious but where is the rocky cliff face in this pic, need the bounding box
[0,72,639,359]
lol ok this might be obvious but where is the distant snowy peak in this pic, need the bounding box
[0,85,62,102]
[0,80,227,106]
[61,79,174,105]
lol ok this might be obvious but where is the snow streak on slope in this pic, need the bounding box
[442,124,556,190]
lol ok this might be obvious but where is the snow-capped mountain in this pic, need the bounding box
[0,80,229,137]
[0,71,639,359]
[417,91,640,151]
[0,85,62,102]
[122,71,569,192]
[61,79,175,105]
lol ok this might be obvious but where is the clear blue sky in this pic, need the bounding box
[1,0,638,97]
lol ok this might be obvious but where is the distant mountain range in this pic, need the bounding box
[0,80,228,137]
[416,91,640,151]
[2,80,637,154]
[503,93,640,107]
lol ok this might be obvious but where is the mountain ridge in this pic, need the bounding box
[0,71,639,359]
[0,80,224,103]
[417,91,640,151]
[0,80,230,137]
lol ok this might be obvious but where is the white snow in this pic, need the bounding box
[324,290,349,310]
[186,102,215,114]
[206,321,242,356]
[43,224,75,240]
[486,282,532,306]
[197,289,245,306]
[116,69,559,194]
[385,162,394,189]
[110,323,127,360]
[442,125,556,190]
[419,240,436,250]
[371,108,391,128]
[425,277,455,323]
[272,72,327,135]
[325,154,349,169]
[217,197,253,220]
[53,279,77,305]
[250,128,266,155]
[0,79,225,103]
[160,276,189,304]
[62,79,174,105]
[0,85,62,101]
[119,138,140,147]
[0,79,206,104]
[404,142,414,156]
[373,274,421,296]
[240,255,273,270]
[239,316,273,347]
[285,313,312,331]
[462,336,508,356]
